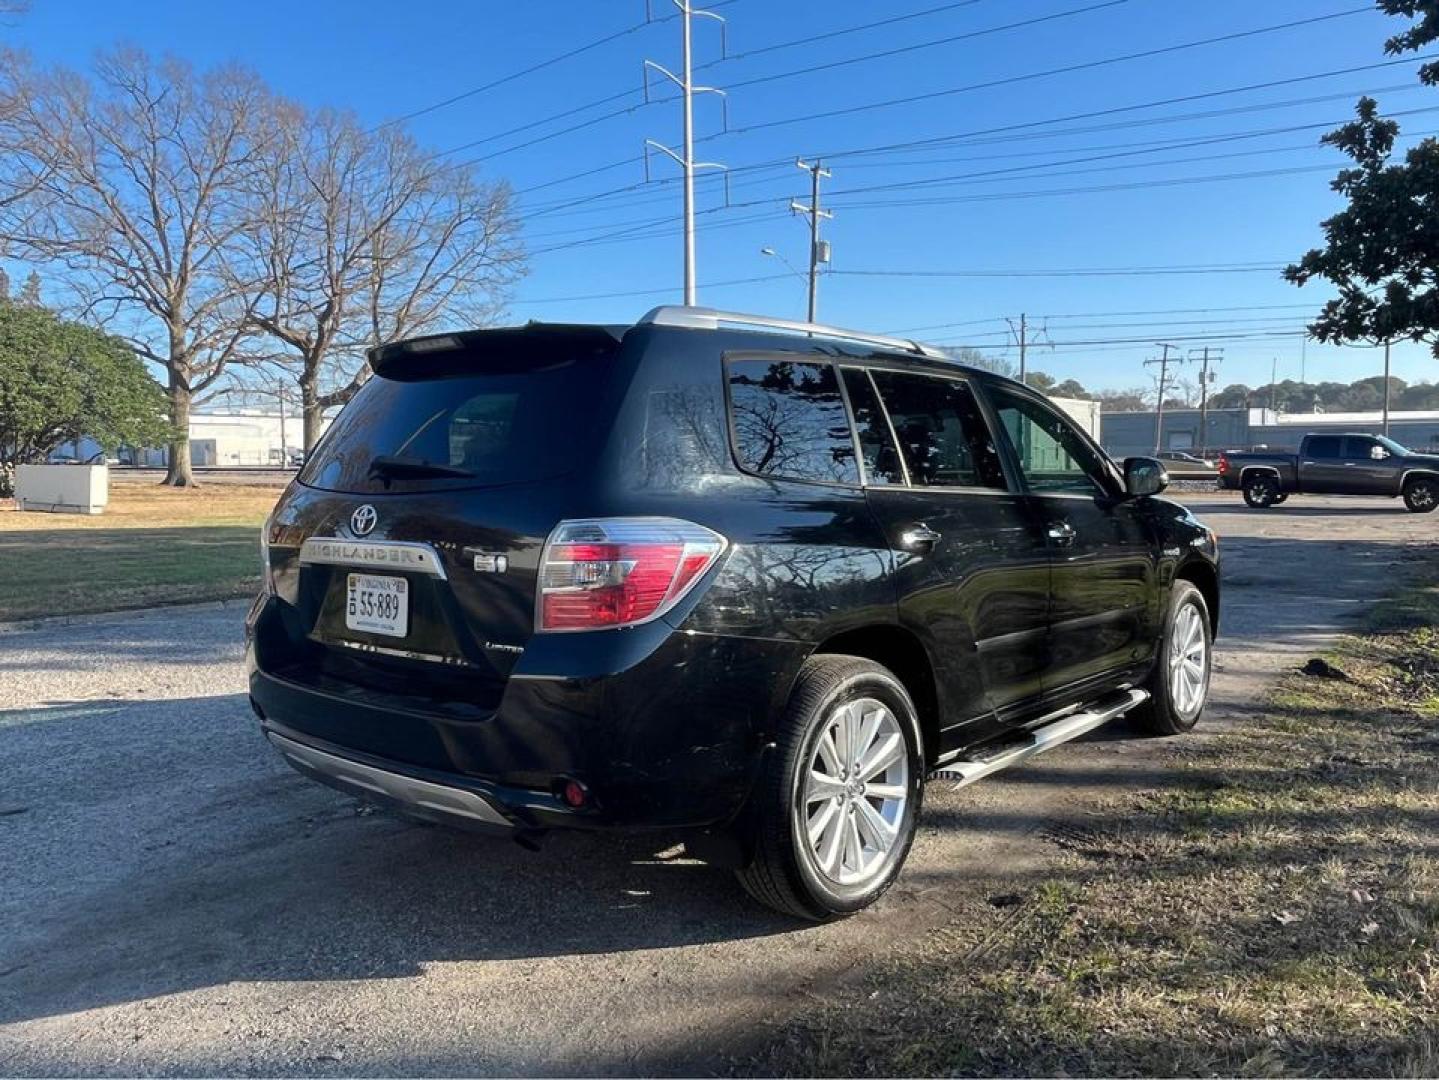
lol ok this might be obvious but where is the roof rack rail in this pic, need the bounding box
[637,306,948,360]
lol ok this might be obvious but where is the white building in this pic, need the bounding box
[60,409,329,468]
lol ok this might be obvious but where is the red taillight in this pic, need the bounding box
[537,517,727,632]
[1217,452,1229,475]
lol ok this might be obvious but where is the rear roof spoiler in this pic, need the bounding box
[368,324,623,379]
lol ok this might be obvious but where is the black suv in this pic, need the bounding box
[247,307,1220,920]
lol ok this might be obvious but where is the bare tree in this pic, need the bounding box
[0,49,277,485]
[241,107,523,450]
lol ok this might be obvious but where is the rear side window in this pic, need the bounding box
[841,369,904,485]
[727,358,859,485]
[868,370,1006,489]
[300,356,612,493]
[1306,435,1343,459]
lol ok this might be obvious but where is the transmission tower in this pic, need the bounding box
[643,0,728,306]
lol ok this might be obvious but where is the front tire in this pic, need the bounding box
[1242,473,1279,508]
[1133,581,1213,736]
[736,655,924,921]
[1403,475,1437,513]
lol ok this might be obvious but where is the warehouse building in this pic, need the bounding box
[1101,407,1439,459]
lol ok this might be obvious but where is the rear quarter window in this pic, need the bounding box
[726,358,859,486]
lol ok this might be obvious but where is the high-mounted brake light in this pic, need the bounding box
[537,517,728,632]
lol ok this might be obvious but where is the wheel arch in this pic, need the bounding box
[1175,558,1220,638]
[813,624,941,766]
[1239,465,1282,486]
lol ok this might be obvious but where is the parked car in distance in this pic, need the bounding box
[1219,432,1439,512]
[247,307,1221,920]
[1158,450,1216,470]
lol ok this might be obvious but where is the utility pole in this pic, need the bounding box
[1383,339,1392,437]
[1145,343,1184,455]
[644,0,727,306]
[1015,313,1027,383]
[1188,346,1222,457]
[790,158,832,323]
[1270,358,1278,414]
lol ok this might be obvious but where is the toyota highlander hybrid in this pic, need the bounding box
[247,307,1220,920]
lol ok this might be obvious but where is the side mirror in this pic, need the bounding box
[1123,456,1169,498]
[1370,445,1388,460]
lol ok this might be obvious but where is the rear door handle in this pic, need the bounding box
[898,523,941,552]
[1047,521,1076,547]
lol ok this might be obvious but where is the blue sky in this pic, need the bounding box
[8,0,1439,394]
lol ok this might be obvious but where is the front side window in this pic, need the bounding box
[988,387,1112,495]
[727,358,859,485]
[868,370,1006,490]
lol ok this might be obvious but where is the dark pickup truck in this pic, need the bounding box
[1218,432,1439,512]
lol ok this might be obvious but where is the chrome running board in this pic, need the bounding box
[932,688,1148,789]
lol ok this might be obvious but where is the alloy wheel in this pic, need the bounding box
[1169,602,1209,718]
[1409,481,1435,510]
[797,697,909,888]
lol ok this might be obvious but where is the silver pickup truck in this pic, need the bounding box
[1218,432,1439,512]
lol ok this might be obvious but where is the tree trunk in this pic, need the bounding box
[301,378,325,453]
[163,376,196,487]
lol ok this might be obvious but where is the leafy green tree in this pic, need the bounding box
[1023,371,1057,392]
[1285,2,1439,357]
[0,302,171,495]
[1052,378,1090,399]
[1209,383,1253,409]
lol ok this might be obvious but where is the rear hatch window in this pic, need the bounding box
[300,333,618,495]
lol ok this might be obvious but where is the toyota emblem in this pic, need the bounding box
[350,504,378,537]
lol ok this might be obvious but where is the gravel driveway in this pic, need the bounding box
[0,493,1433,1076]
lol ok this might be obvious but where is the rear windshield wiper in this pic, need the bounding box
[368,455,476,480]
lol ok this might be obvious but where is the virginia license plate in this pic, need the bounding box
[346,573,409,638]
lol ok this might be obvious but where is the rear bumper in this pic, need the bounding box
[248,594,809,832]
[266,728,516,833]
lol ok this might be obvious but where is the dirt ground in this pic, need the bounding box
[0,491,1434,1075]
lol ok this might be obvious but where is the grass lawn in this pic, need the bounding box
[760,578,1439,1077]
[0,484,280,621]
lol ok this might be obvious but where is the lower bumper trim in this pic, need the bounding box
[267,731,513,829]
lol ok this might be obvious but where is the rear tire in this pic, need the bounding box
[1403,475,1437,513]
[1132,581,1212,736]
[1242,473,1279,508]
[736,655,924,921]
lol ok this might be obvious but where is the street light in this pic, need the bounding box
[759,245,806,282]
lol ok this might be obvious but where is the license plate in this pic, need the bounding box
[346,573,409,638]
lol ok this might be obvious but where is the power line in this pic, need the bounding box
[703,0,990,66]
[371,0,741,133]
[731,7,1379,136]
[509,272,794,305]
[451,0,1127,166]
[517,79,1428,227]
[717,0,1131,94]
[508,53,1430,213]
[438,0,994,160]
[833,162,1344,209]
[518,119,1433,251]
[835,263,1288,279]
